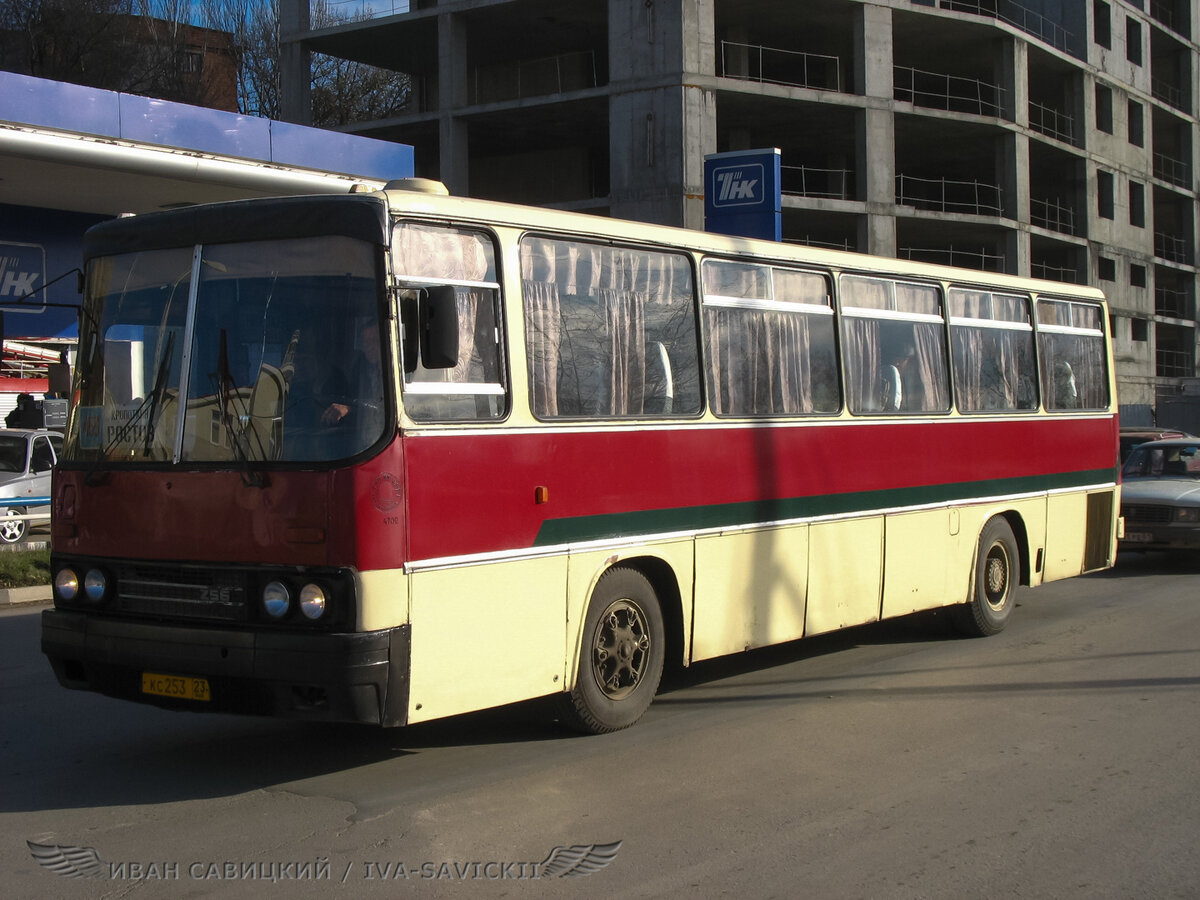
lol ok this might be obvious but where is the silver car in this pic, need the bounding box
[0,428,62,544]
[1120,438,1200,553]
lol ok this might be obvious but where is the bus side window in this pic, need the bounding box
[842,275,949,415]
[1037,299,1109,411]
[521,237,700,419]
[392,222,507,422]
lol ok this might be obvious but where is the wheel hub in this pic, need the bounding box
[592,599,651,700]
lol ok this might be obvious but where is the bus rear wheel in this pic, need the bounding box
[954,517,1019,637]
[561,567,665,734]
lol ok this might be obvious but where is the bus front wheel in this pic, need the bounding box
[954,517,1019,637]
[561,567,665,734]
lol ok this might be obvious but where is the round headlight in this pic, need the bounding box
[55,568,79,602]
[299,583,327,620]
[262,581,291,619]
[83,569,108,603]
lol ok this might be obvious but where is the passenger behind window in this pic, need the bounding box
[881,342,915,411]
[1053,360,1078,409]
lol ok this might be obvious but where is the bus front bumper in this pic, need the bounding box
[40,609,410,726]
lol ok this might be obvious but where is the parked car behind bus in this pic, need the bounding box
[1119,427,1190,462]
[0,428,62,543]
[1120,438,1200,553]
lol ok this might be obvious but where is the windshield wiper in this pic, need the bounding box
[214,330,268,488]
[142,332,176,457]
[83,335,176,485]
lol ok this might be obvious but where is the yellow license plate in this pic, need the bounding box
[141,672,211,702]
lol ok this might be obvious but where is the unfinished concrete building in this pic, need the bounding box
[280,0,1200,425]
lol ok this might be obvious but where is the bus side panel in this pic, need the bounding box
[407,557,567,724]
[881,509,969,619]
[804,517,884,636]
[564,540,694,684]
[357,567,410,632]
[1044,492,1088,582]
[961,498,1048,589]
[691,525,808,661]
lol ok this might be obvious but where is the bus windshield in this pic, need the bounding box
[70,235,388,465]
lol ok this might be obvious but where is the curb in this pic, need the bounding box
[0,585,52,606]
[0,540,50,553]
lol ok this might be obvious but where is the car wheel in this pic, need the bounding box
[0,508,27,544]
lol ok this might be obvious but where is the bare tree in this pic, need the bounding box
[1,0,237,108]
[309,0,410,126]
[199,0,281,117]
[201,0,410,125]
[2,0,410,125]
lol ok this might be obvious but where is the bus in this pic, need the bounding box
[41,181,1119,733]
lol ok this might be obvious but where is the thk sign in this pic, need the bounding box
[0,241,44,300]
[711,163,766,207]
[704,148,782,241]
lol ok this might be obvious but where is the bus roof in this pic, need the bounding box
[84,183,1106,303]
[379,186,1105,301]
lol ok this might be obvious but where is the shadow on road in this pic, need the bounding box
[13,555,1189,815]
[1,603,972,814]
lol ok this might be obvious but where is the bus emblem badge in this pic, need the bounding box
[371,472,403,511]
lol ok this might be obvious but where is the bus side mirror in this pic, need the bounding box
[420,285,459,369]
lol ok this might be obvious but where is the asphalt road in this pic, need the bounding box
[2,553,1197,899]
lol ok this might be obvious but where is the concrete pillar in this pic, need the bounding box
[1004,132,1031,276]
[855,2,893,100]
[438,13,469,195]
[855,4,895,257]
[278,0,311,125]
[607,0,715,228]
[1003,36,1027,127]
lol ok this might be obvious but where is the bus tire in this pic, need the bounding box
[561,566,665,734]
[954,517,1019,637]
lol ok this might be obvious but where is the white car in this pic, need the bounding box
[0,428,62,543]
[1120,438,1200,553]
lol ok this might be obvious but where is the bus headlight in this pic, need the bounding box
[262,581,291,618]
[55,568,80,602]
[83,569,108,603]
[299,583,328,620]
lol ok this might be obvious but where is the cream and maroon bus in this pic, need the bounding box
[42,181,1119,733]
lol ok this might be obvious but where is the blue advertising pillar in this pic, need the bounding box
[703,148,782,241]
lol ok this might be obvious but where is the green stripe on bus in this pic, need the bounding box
[533,468,1118,546]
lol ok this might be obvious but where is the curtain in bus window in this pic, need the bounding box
[394,223,493,282]
[394,223,505,422]
[549,288,647,416]
[707,308,827,415]
[1039,331,1109,410]
[521,236,699,419]
[844,317,883,413]
[949,289,1037,413]
[953,326,1036,411]
[523,280,561,417]
[909,322,950,411]
[842,275,948,414]
[602,288,648,416]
